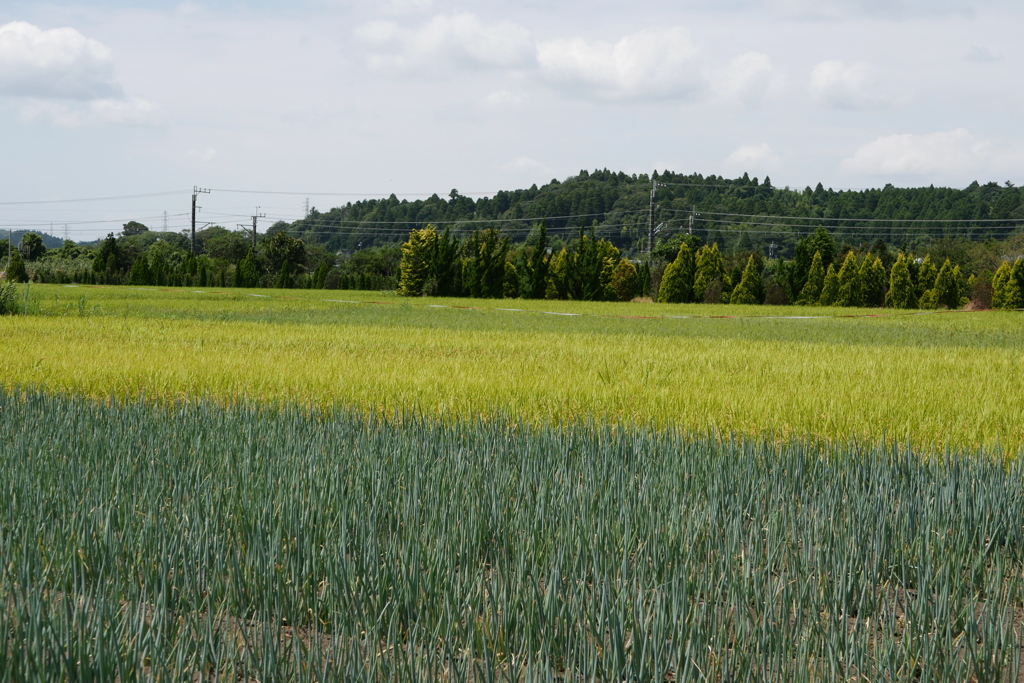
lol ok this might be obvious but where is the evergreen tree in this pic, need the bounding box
[930,259,961,309]
[151,252,167,286]
[656,243,694,303]
[609,259,640,301]
[6,248,28,283]
[729,254,761,305]
[275,260,293,289]
[637,260,652,298]
[1012,257,1024,298]
[105,253,118,282]
[791,227,836,294]
[796,251,824,305]
[834,251,861,307]
[820,263,839,306]
[93,234,119,274]
[462,228,508,299]
[127,254,152,285]
[992,262,1010,309]
[519,223,549,299]
[431,227,461,297]
[503,261,519,298]
[1002,275,1024,309]
[868,256,887,307]
[915,255,938,299]
[545,248,569,299]
[886,253,916,309]
[312,261,330,289]
[237,248,260,288]
[693,243,728,302]
[994,260,1023,309]
[397,226,438,296]
[857,254,881,307]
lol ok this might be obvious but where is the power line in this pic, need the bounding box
[209,188,502,197]
[0,191,185,206]
[683,210,1024,224]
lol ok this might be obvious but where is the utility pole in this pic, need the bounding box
[191,186,210,254]
[647,175,656,256]
[250,208,265,250]
[304,198,309,219]
[689,205,698,235]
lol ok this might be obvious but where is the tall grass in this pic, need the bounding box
[0,390,1021,680]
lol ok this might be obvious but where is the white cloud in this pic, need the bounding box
[186,147,218,162]
[724,143,781,173]
[483,90,524,107]
[21,96,161,126]
[769,0,986,19]
[963,46,1002,63]
[355,14,534,71]
[711,52,775,106]
[840,128,991,175]
[536,26,701,100]
[175,2,202,17]
[502,156,552,176]
[809,60,877,109]
[0,21,122,100]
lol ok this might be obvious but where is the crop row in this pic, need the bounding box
[0,391,1021,680]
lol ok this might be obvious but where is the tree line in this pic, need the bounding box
[395,224,1024,310]
[1,224,398,292]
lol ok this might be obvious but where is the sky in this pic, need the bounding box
[1,0,1022,241]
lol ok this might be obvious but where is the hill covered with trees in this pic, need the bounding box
[279,170,1024,257]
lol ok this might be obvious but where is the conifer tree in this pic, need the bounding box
[916,255,937,299]
[503,261,519,298]
[886,253,916,309]
[6,248,28,283]
[819,263,839,306]
[610,258,639,301]
[657,243,695,303]
[545,248,569,299]
[275,260,293,289]
[834,251,861,307]
[312,261,330,289]
[637,260,652,298]
[397,226,438,296]
[693,243,728,302]
[857,254,883,307]
[128,254,152,285]
[729,254,761,305]
[797,250,824,305]
[1002,276,1024,309]
[931,259,961,309]
[236,248,260,288]
[991,262,1010,309]
[868,256,887,307]
[431,227,461,297]
[1012,257,1024,298]
[519,223,548,299]
[994,259,1024,309]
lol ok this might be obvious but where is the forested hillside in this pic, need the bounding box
[280,170,1024,256]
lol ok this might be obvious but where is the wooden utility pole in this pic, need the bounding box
[647,175,656,256]
[250,208,265,249]
[191,186,210,254]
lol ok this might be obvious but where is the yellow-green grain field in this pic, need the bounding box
[3,283,1023,448]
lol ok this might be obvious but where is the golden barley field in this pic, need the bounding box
[3,283,1023,448]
